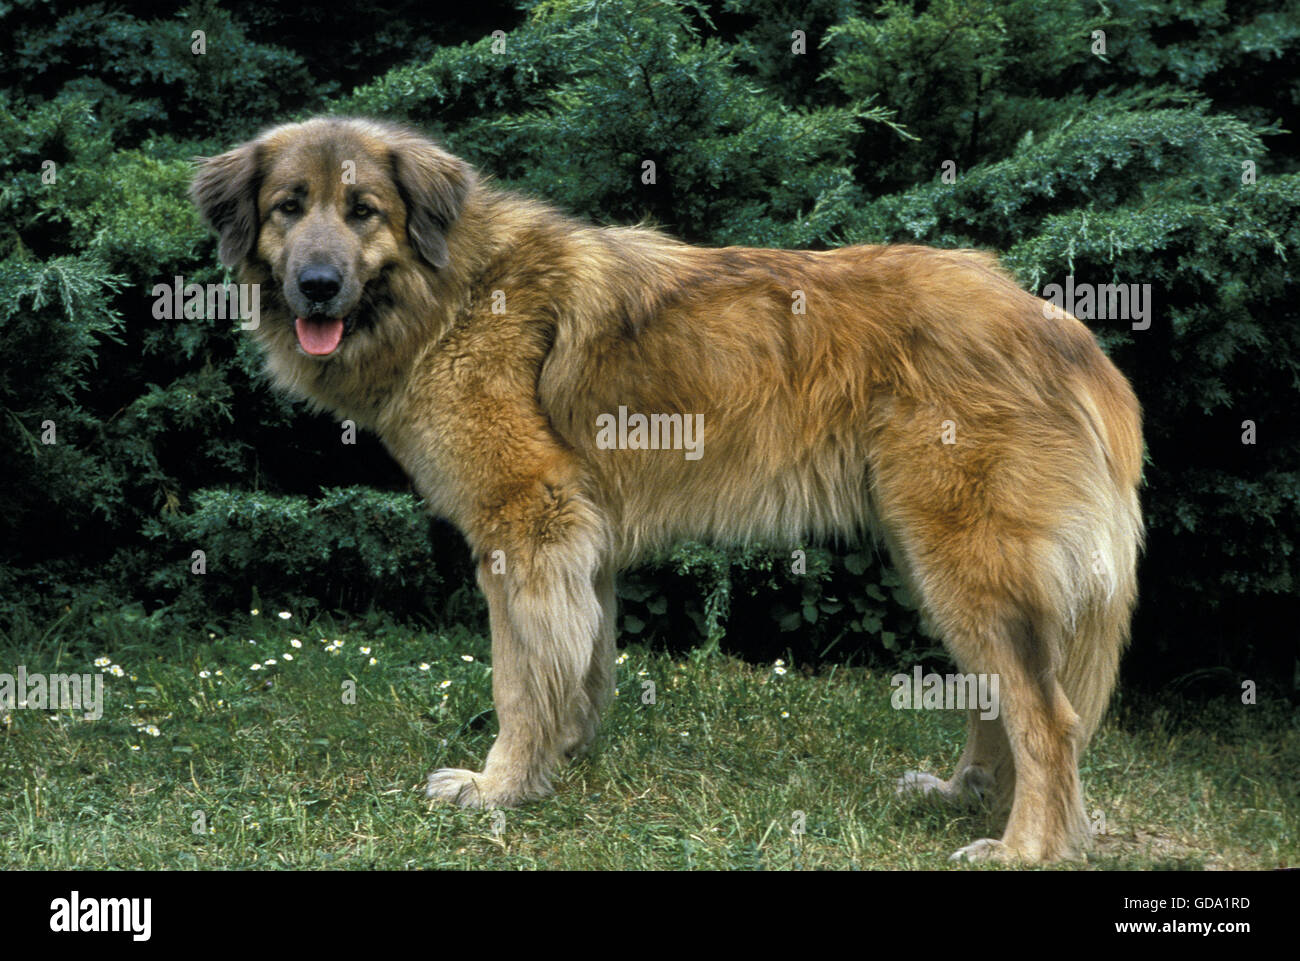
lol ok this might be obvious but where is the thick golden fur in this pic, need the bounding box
[192,116,1143,863]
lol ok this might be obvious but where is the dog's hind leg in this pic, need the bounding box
[872,432,1095,862]
[900,588,1088,863]
[946,619,1089,863]
[913,577,1090,863]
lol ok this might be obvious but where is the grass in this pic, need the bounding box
[0,608,1295,869]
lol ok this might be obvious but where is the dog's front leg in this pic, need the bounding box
[426,484,607,809]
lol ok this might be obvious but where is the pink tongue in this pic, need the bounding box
[295,316,345,355]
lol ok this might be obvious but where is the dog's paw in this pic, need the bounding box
[426,768,502,809]
[423,764,540,811]
[897,768,993,807]
[949,838,1020,864]
[895,771,949,796]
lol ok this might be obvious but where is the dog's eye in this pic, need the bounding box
[277,199,300,215]
[351,202,375,219]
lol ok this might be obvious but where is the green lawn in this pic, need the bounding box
[1,610,1295,869]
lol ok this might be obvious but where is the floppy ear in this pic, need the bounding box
[389,135,474,269]
[190,142,262,268]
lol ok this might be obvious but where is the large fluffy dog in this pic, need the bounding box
[192,116,1143,863]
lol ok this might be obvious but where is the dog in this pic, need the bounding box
[191,116,1143,863]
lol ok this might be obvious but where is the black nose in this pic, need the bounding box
[297,265,342,303]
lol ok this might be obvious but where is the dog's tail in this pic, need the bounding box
[1056,360,1144,747]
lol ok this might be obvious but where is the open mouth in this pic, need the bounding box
[294,313,355,356]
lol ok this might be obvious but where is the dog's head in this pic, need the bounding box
[190,116,474,360]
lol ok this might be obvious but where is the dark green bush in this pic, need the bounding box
[142,487,447,619]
